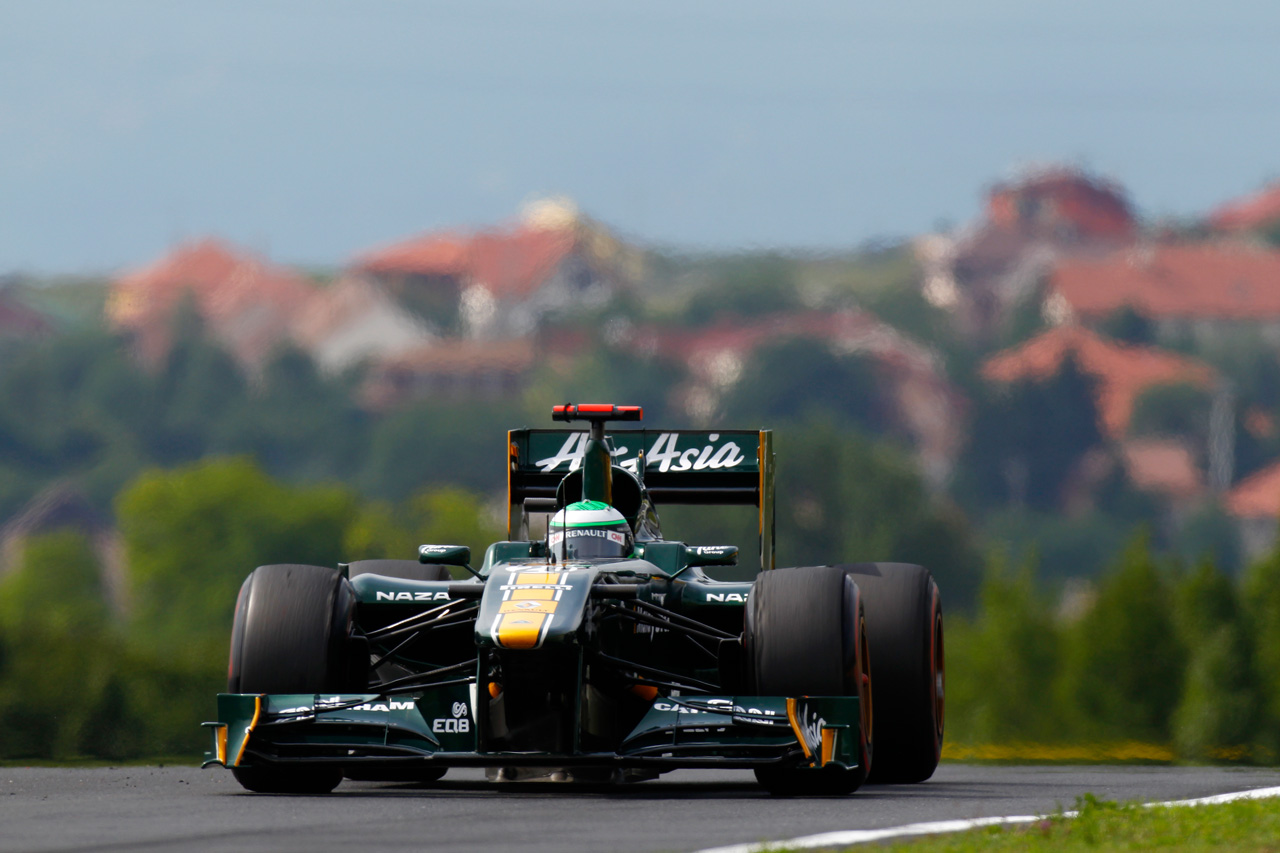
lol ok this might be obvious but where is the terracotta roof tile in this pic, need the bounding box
[1049,242,1280,321]
[981,325,1216,437]
[357,231,472,277]
[1209,183,1280,231]
[987,167,1136,242]
[468,227,577,299]
[107,238,315,367]
[356,224,577,300]
[1226,458,1280,518]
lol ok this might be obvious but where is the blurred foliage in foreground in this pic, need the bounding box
[947,531,1280,763]
[0,457,1278,761]
[0,458,501,761]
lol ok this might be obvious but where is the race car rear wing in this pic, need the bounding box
[508,429,775,570]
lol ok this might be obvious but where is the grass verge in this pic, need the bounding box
[869,793,1280,852]
[941,743,1275,764]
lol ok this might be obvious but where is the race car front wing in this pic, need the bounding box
[203,691,862,773]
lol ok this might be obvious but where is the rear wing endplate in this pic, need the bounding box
[508,429,775,570]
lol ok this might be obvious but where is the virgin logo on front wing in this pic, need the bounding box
[535,433,747,473]
[797,703,826,756]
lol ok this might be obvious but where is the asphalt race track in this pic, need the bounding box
[4,764,1280,853]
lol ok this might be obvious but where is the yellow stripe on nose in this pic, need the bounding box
[499,599,557,614]
[495,612,549,649]
[515,572,563,585]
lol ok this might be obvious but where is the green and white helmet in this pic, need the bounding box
[548,500,634,562]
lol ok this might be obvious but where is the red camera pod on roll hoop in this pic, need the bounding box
[551,404,643,423]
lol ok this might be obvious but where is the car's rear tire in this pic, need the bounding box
[228,563,367,794]
[840,562,943,784]
[347,559,452,582]
[745,566,872,796]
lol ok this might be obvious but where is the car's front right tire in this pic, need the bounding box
[840,562,943,783]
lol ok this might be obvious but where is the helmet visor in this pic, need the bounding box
[549,526,631,560]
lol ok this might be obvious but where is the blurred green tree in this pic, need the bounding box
[117,456,357,659]
[222,343,370,483]
[1171,560,1258,760]
[1242,549,1280,758]
[681,254,803,325]
[774,421,981,607]
[959,354,1104,512]
[1057,532,1186,742]
[945,554,1061,743]
[524,341,679,427]
[1129,382,1212,445]
[361,400,523,499]
[721,338,888,434]
[341,486,503,566]
[0,530,126,759]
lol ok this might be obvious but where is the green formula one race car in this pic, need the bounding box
[203,404,944,795]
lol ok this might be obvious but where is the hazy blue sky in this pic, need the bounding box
[4,1,1280,273]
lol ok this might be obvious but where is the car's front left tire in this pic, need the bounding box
[228,563,367,794]
[745,566,872,795]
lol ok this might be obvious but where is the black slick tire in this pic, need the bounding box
[839,562,943,784]
[227,563,367,794]
[745,566,872,796]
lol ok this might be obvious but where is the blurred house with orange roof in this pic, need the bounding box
[982,324,1220,505]
[1225,460,1280,559]
[628,309,966,490]
[290,275,432,374]
[106,238,316,370]
[916,166,1137,340]
[354,198,646,339]
[360,339,535,409]
[1119,439,1206,503]
[982,325,1217,439]
[1208,182,1280,236]
[1043,242,1280,347]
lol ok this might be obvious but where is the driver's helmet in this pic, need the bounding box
[548,500,634,562]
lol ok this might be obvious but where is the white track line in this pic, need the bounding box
[693,785,1280,853]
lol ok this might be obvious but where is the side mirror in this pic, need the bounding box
[685,545,738,567]
[418,544,472,566]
